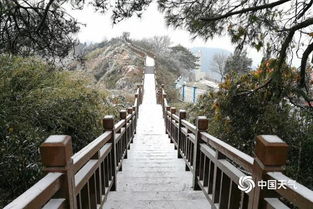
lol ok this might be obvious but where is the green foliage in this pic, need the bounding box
[0,56,118,207]
[187,59,313,189]
[224,50,252,75]
[170,45,199,71]
[155,56,179,102]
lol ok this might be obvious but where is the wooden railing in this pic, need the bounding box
[4,84,144,209]
[158,85,313,209]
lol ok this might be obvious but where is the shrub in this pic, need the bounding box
[187,59,313,189]
[0,56,118,206]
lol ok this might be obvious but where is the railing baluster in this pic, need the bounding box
[208,161,214,194]
[203,157,209,187]
[228,181,241,209]
[212,152,225,204]
[81,183,90,209]
[89,175,97,209]
[219,172,231,209]
[91,149,102,204]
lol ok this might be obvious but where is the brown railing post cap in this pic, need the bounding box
[103,115,114,130]
[40,135,73,167]
[197,116,208,131]
[132,106,136,111]
[255,135,288,166]
[127,107,133,114]
[179,110,187,119]
[163,93,167,98]
[166,106,171,111]
[170,107,176,114]
[120,110,127,119]
[135,93,139,98]
[161,84,165,88]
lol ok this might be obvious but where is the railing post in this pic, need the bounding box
[159,84,165,104]
[193,116,208,190]
[165,106,171,134]
[103,115,117,191]
[178,110,186,158]
[137,84,142,104]
[40,135,76,209]
[162,93,167,118]
[170,107,176,144]
[135,93,139,115]
[120,110,127,161]
[133,106,137,134]
[127,107,134,145]
[249,135,288,209]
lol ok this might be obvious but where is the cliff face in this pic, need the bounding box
[68,38,145,92]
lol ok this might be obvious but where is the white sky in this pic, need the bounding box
[68,2,263,66]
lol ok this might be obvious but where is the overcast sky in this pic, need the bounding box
[68,2,263,66]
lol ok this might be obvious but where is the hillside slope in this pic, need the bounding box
[69,38,145,92]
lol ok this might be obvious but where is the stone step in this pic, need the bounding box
[117,176,192,185]
[102,199,211,209]
[116,171,193,178]
[105,191,206,201]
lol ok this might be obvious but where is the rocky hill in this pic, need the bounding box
[68,38,145,92]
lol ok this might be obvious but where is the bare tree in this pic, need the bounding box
[211,53,228,82]
[150,36,171,54]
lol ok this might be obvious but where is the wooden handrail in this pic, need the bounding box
[267,172,313,208]
[181,119,197,134]
[4,173,63,209]
[5,83,144,209]
[72,131,112,173]
[158,83,313,209]
[200,132,254,172]
[114,120,125,132]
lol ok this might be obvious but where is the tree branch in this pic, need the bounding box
[299,42,313,87]
[36,0,55,32]
[200,0,291,22]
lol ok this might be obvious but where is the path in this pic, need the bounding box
[103,57,210,209]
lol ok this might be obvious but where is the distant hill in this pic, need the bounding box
[190,47,231,80]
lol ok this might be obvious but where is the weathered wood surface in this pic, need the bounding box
[102,73,210,209]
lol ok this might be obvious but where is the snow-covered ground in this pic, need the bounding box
[199,79,219,89]
[145,56,155,67]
